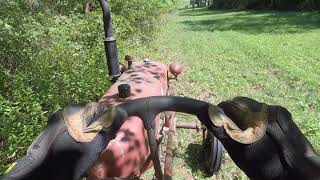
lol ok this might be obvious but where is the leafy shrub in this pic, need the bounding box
[0,0,176,172]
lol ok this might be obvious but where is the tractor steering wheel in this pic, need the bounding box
[3,96,223,180]
[109,96,223,180]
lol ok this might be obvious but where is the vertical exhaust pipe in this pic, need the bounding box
[99,0,120,82]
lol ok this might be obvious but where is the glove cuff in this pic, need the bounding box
[209,103,268,144]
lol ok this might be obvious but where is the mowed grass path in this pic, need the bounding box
[137,3,320,179]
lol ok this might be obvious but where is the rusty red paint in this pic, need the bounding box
[176,121,205,130]
[87,61,168,179]
[164,113,175,178]
[118,63,126,74]
[125,55,134,61]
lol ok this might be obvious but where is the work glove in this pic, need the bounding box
[3,103,114,180]
[209,97,320,180]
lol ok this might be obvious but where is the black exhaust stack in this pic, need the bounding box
[99,0,120,82]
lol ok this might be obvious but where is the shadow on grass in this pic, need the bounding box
[185,143,210,176]
[180,7,233,16]
[180,8,320,34]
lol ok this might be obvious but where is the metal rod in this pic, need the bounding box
[99,0,120,82]
[147,128,164,180]
[176,121,206,130]
[164,116,176,179]
[99,0,113,37]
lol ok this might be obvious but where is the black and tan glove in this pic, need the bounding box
[209,97,320,180]
[3,103,116,180]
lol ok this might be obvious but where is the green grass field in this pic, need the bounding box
[136,2,320,179]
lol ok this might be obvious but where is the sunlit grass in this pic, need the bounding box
[136,2,320,179]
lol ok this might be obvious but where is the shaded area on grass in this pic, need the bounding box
[180,8,320,34]
[185,143,207,175]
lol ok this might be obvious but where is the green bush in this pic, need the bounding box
[0,0,176,172]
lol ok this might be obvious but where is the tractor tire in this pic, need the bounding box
[203,131,223,176]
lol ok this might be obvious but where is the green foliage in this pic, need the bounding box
[0,0,175,172]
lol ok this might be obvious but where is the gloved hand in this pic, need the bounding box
[3,103,112,180]
[209,97,320,180]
